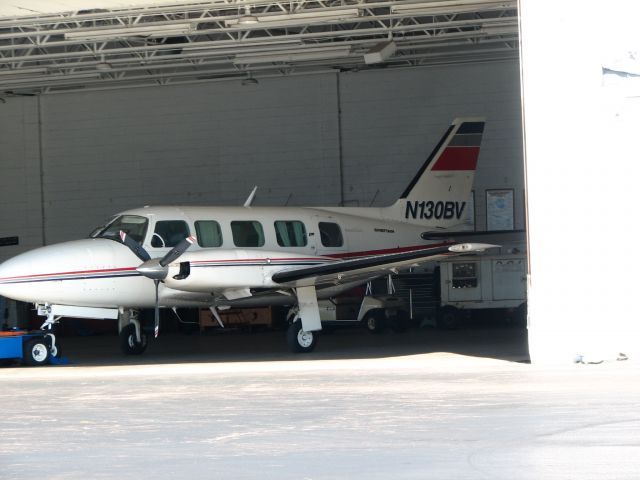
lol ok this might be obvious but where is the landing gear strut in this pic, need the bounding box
[286,286,322,353]
[118,309,148,355]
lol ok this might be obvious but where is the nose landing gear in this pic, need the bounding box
[118,309,148,355]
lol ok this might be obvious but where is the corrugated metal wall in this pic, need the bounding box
[0,60,522,261]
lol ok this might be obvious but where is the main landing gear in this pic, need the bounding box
[285,286,323,354]
[286,319,319,353]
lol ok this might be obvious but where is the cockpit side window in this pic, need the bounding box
[92,215,148,243]
[318,222,343,247]
[151,220,190,248]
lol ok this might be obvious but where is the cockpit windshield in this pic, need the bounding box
[90,215,149,243]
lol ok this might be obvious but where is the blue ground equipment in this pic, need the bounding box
[0,330,62,366]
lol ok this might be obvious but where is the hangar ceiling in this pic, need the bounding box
[0,0,518,94]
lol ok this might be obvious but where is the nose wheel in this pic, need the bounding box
[119,323,148,355]
[23,337,50,366]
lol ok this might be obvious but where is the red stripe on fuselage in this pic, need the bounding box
[431,146,479,171]
[0,266,137,282]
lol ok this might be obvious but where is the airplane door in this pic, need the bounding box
[312,216,348,256]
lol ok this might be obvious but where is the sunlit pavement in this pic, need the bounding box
[1,328,639,479]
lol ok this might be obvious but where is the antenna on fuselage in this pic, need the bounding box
[243,186,258,207]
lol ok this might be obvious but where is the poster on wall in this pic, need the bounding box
[486,189,514,230]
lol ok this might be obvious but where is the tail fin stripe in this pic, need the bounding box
[399,124,455,199]
[431,146,480,171]
[449,133,483,147]
[457,121,485,134]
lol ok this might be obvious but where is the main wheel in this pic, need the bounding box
[120,324,148,355]
[23,337,50,366]
[286,320,318,353]
[364,309,386,334]
[390,310,411,333]
[437,306,461,329]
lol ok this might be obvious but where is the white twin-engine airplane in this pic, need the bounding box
[0,117,495,355]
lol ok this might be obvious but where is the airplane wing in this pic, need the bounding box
[271,243,497,288]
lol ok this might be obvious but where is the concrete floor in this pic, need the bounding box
[1,327,639,479]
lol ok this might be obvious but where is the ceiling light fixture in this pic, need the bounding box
[237,6,259,25]
[480,24,519,35]
[64,23,195,41]
[226,8,359,28]
[391,0,516,16]
[0,67,48,76]
[0,72,101,88]
[241,73,259,85]
[95,55,113,71]
[181,39,302,54]
[233,46,352,65]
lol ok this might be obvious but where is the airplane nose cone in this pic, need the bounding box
[0,238,131,304]
[0,250,37,300]
[0,260,13,298]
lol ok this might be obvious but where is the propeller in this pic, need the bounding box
[119,231,196,338]
[119,231,150,262]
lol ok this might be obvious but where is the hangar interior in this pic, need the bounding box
[0,62,524,251]
[0,0,526,357]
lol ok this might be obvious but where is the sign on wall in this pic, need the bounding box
[486,189,514,231]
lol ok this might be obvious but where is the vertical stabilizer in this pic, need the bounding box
[381,117,485,228]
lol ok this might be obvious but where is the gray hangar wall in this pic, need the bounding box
[0,60,522,261]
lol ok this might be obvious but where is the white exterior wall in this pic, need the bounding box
[521,0,640,362]
[0,60,522,261]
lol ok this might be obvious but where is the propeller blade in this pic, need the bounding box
[154,280,160,338]
[159,235,196,267]
[119,231,151,262]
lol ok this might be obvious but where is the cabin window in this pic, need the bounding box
[195,221,223,248]
[274,221,307,247]
[319,222,343,247]
[92,215,148,243]
[231,221,265,247]
[151,220,190,248]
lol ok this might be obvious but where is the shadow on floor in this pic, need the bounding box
[38,323,530,368]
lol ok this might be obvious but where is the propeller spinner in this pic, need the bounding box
[119,231,196,338]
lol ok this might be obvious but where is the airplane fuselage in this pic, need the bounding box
[0,205,447,309]
[0,117,485,332]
